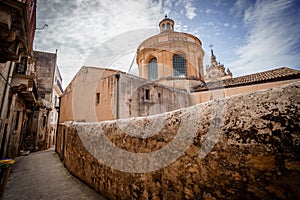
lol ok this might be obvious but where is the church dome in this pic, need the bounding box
[136,16,205,82]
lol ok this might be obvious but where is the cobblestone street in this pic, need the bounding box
[2,149,106,200]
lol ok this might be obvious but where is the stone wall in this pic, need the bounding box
[57,81,300,199]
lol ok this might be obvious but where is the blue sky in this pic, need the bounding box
[34,0,300,87]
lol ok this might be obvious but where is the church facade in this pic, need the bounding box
[59,16,300,123]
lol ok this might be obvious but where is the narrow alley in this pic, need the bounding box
[1,149,106,200]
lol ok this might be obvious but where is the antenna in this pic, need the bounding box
[36,24,48,30]
[127,52,137,73]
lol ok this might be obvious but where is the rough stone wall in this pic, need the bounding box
[57,81,300,199]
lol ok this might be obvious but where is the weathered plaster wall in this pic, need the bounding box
[61,66,190,122]
[96,73,190,120]
[57,81,300,200]
[190,79,300,105]
[60,67,117,122]
[155,78,201,91]
[0,61,12,134]
[34,51,56,99]
[6,94,25,157]
[0,62,10,113]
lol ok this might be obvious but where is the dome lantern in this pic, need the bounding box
[159,14,174,32]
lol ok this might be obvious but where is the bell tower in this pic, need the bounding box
[205,45,232,82]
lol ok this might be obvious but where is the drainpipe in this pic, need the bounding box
[115,74,120,119]
[0,62,14,125]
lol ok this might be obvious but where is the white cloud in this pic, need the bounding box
[206,9,212,14]
[213,0,222,7]
[184,0,197,19]
[229,0,250,17]
[162,0,172,15]
[174,0,197,19]
[224,23,230,27]
[231,24,238,30]
[206,21,215,27]
[229,0,300,76]
[34,0,163,87]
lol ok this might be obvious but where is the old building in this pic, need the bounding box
[60,67,189,122]
[22,50,63,151]
[0,0,37,158]
[59,16,300,124]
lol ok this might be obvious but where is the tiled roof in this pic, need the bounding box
[193,67,300,91]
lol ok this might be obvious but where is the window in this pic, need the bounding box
[162,24,165,30]
[96,92,100,104]
[43,116,47,127]
[172,54,186,77]
[166,23,171,30]
[15,57,27,75]
[145,89,150,101]
[14,111,20,130]
[148,57,158,80]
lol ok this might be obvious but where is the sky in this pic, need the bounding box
[34,0,300,88]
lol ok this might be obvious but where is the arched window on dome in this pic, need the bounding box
[173,54,186,77]
[162,24,165,30]
[166,23,171,30]
[148,57,158,80]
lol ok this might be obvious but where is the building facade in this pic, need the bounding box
[22,50,63,151]
[0,0,37,158]
[0,1,63,156]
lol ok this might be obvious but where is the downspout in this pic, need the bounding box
[0,62,14,123]
[115,74,120,119]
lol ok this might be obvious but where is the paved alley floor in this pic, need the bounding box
[2,149,106,200]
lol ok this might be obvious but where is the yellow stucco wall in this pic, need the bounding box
[59,67,119,123]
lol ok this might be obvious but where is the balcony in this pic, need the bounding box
[0,0,36,63]
[11,57,37,102]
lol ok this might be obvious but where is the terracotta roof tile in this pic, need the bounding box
[193,67,300,91]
